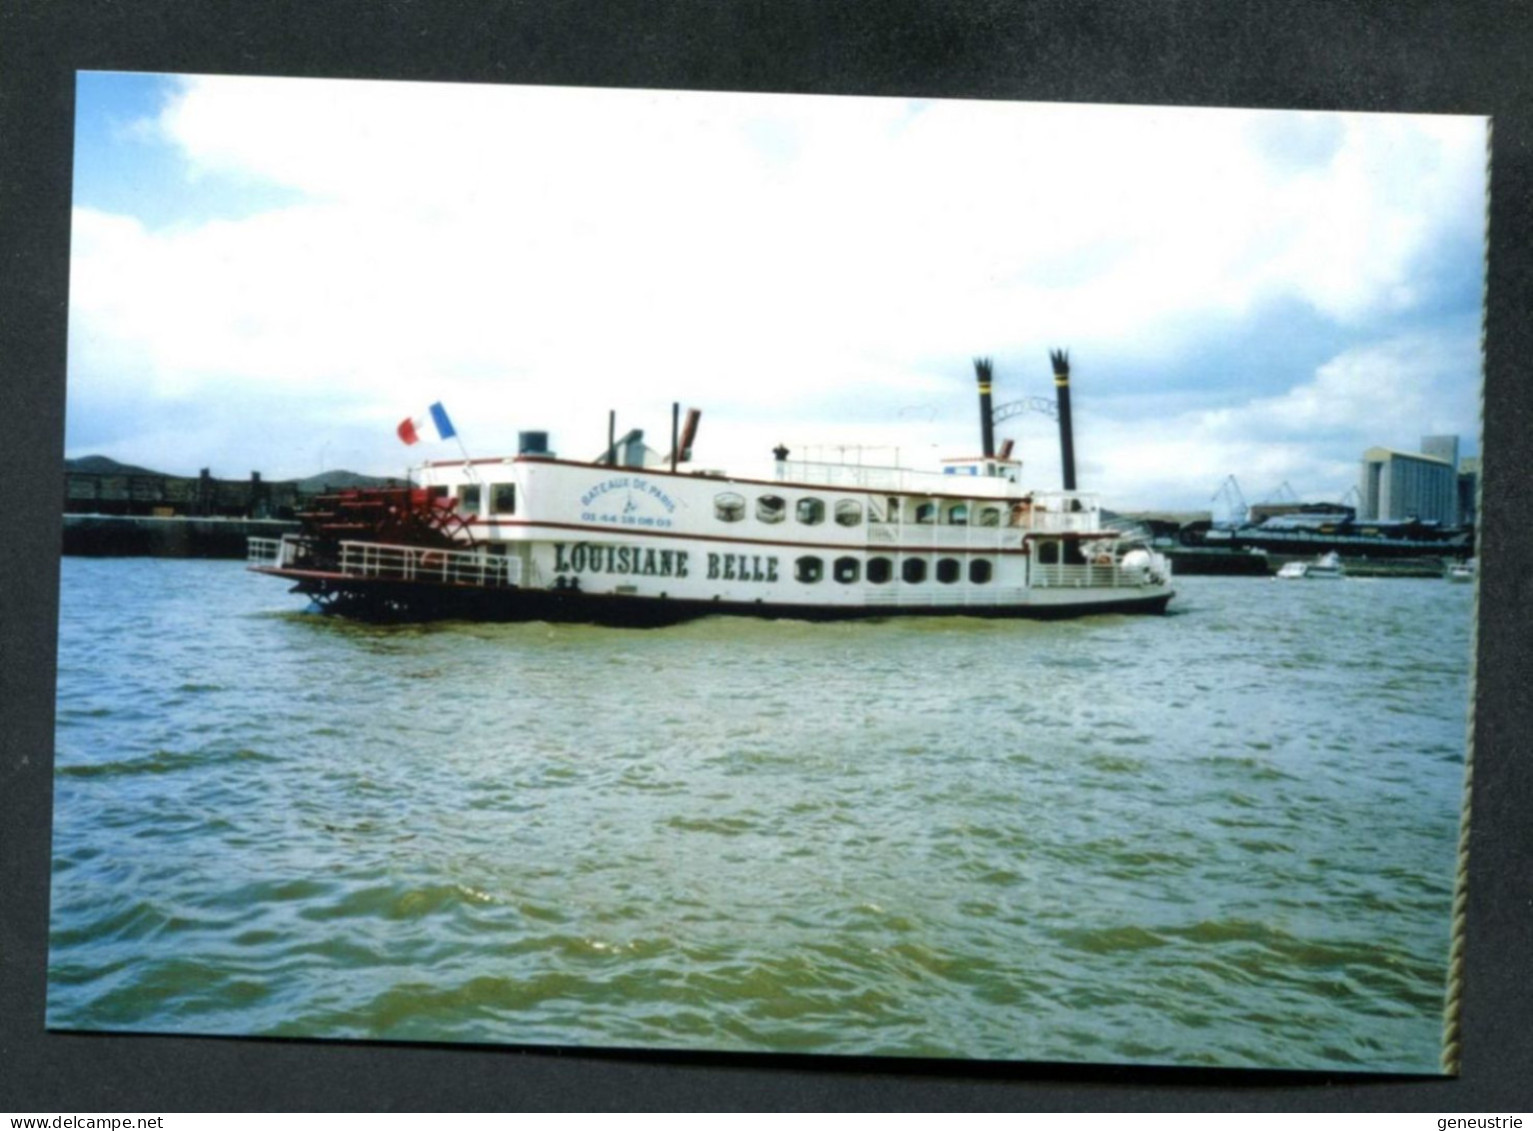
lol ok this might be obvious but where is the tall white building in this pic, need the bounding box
[1421,434,1461,471]
[1359,446,1458,524]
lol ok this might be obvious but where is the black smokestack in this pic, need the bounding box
[974,357,995,459]
[1050,349,1076,491]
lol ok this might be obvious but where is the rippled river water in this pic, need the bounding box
[48,558,1472,1071]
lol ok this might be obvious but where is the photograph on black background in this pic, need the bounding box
[51,72,1484,1074]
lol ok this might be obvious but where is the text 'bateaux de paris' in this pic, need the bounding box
[552,543,781,582]
[579,475,677,529]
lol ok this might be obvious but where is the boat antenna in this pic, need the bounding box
[1050,349,1077,491]
[974,357,995,459]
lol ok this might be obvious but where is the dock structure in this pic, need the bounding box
[67,463,298,519]
[63,458,400,559]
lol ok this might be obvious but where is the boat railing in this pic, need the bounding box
[863,585,1030,608]
[866,523,1023,550]
[777,459,1021,496]
[248,534,519,588]
[248,536,292,568]
[1021,492,1102,533]
[339,541,520,587]
[1030,561,1151,589]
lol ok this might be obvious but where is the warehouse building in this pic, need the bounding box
[1358,444,1458,525]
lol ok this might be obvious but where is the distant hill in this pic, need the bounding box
[292,470,402,492]
[66,454,167,477]
[67,456,399,491]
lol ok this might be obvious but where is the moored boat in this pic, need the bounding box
[1275,551,1346,580]
[248,356,1175,624]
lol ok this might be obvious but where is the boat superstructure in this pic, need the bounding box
[249,356,1174,624]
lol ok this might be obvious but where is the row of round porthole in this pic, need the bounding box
[793,556,994,585]
[715,493,1007,528]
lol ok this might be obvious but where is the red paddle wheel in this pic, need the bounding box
[295,487,476,570]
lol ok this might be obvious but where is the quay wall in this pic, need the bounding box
[63,515,299,559]
[1164,546,1458,578]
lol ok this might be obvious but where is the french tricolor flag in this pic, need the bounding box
[397,402,457,446]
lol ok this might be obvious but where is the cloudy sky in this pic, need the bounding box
[67,73,1486,511]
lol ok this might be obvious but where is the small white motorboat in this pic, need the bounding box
[1275,552,1346,580]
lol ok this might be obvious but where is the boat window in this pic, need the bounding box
[969,559,993,584]
[936,557,960,584]
[457,484,481,514]
[756,494,786,524]
[1063,540,1088,565]
[914,502,936,524]
[833,556,860,584]
[867,557,892,584]
[492,483,516,515]
[797,497,825,525]
[795,556,823,583]
[1038,540,1059,564]
[885,497,901,524]
[947,503,969,526]
[977,506,1001,527]
[835,500,863,527]
[715,492,746,522]
[427,485,450,501]
[902,557,927,583]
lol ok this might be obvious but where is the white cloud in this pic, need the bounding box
[68,77,1485,492]
[1070,325,1482,510]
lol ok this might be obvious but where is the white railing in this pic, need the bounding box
[1030,562,1147,589]
[339,541,519,587]
[866,522,1021,551]
[1020,492,1102,533]
[248,535,519,588]
[248,536,291,568]
[777,459,1026,498]
[863,585,1029,608]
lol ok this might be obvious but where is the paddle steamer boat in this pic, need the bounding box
[248,355,1174,624]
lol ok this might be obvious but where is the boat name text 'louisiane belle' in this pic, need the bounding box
[552,542,784,583]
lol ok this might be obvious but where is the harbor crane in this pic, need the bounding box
[1263,480,1300,504]
[1211,474,1249,527]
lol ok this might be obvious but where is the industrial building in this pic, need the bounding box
[1358,437,1463,525]
[1458,456,1480,529]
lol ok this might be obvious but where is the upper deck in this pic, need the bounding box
[416,450,1111,544]
[769,452,1021,499]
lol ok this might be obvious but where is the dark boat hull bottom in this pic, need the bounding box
[269,573,1174,626]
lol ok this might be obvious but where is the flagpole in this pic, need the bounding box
[455,434,482,483]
